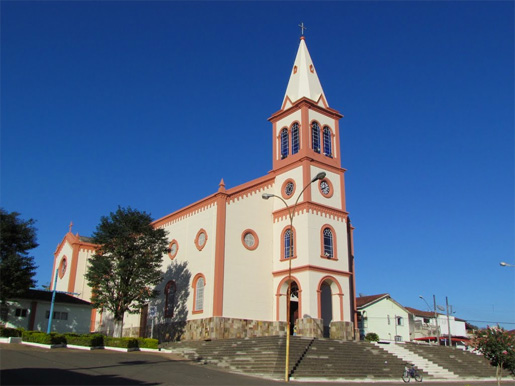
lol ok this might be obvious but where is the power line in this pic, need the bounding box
[466,319,515,325]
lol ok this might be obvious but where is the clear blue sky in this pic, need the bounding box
[1,1,513,329]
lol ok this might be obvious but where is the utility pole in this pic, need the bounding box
[433,295,440,344]
[446,296,452,346]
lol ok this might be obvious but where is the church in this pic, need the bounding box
[50,36,358,342]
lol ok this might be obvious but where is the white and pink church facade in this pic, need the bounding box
[51,37,358,341]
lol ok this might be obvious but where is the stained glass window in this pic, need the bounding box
[323,227,333,258]
[291,123,299,155]
[281,128,289,158]
[312,122,320,153]
[195,278,204,312]
[284,229,294,258]
[323,126,332,157]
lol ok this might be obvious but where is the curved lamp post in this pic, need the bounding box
[262,171,326,382]
[500,262,515,267]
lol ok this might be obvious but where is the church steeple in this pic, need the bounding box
[282,37,328,110]
[269,37,343,172]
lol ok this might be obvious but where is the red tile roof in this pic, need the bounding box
[356,293,389,308]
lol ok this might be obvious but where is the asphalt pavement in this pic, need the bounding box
[1,343,514,386]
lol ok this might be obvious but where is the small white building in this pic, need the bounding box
[357,294,411,342]
[0,289,92,334]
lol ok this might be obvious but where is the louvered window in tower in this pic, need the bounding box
[323,126,332,157]
[284,229,294,259]
[291,123,299,155]
[281,128,289,159]
[323,227,333,258]
[311,122,320,153]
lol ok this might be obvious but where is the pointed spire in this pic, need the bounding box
[282,37,327,108]
[218,178,226,193]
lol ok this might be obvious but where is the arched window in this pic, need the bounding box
[193,276,205,313]
[311,122,320,153]
[291,123,299,155]
[323,227,334,258]
[280,128,289,159]
[165,281,176,318]
[323,126,332,157]
[284,228,294,259]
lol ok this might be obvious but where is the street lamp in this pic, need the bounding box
[262,171,326,382]
[419,295,440,344]
[500,262,515,267]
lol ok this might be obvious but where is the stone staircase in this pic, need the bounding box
[162,336,313,379]
[161,336,507,381]
[403,342,505,379]
[291,339,417,381]
[375,342,459,380]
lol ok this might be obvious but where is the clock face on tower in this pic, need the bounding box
[320,181,330,195]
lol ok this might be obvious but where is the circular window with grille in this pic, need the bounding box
[241,229,259,251]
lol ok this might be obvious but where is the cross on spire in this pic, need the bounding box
[298,22,307,36]
[69,221,73,233]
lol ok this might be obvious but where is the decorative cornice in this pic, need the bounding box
[269,97,343,122]
[271,202,348,223]
[273,264,352,277]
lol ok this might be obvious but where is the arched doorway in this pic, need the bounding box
[289,282,299,335]
[320,282,332,337]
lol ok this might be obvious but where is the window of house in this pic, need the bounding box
[165,281,176,318]
[291,123,299,155]
[280,128,289,159]
[397,316,404,326]
[322,227,334,258]
[311,122,320,153]
[15,308,28,317]
[45,311,68,320]
[193,276,205,313]
[323,126,332,157]
[423,317,430,324]
[395,335,402,342]
[387,315,391,325]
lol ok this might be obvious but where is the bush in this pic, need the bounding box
[137,338,158,349]
[65,333,104,347]
[0,327,22,337]
[365,332,380,342]
[105,336,138,349]
[22,331,66,345]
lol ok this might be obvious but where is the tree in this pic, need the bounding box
[0,209,38,306]
[85,206,168,337]
[472,326,515,385]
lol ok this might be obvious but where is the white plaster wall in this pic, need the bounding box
[160,204,218,320]
[31,301,92,334]
[74,249,94,301]
[223,188,274,320]
[54,241,74,292]
[437,315,467,337]
[4,300,33,329]
[361,299,411,342]
[310,165,342,210]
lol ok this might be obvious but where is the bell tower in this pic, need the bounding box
[269,36,343,174]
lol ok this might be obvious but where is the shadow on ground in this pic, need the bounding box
[0,367,158,385]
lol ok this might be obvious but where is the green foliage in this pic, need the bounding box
[105,336,139,348]
[85,207,168,337]
[65,333,104,347]
[472,326,515,381]
[22,331,66,345]
[0,326,23,337]
[138,338,159,349]
[0,209,38,305]
[365,332,380,342]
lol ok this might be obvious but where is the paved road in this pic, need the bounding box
[1,343,514,386]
